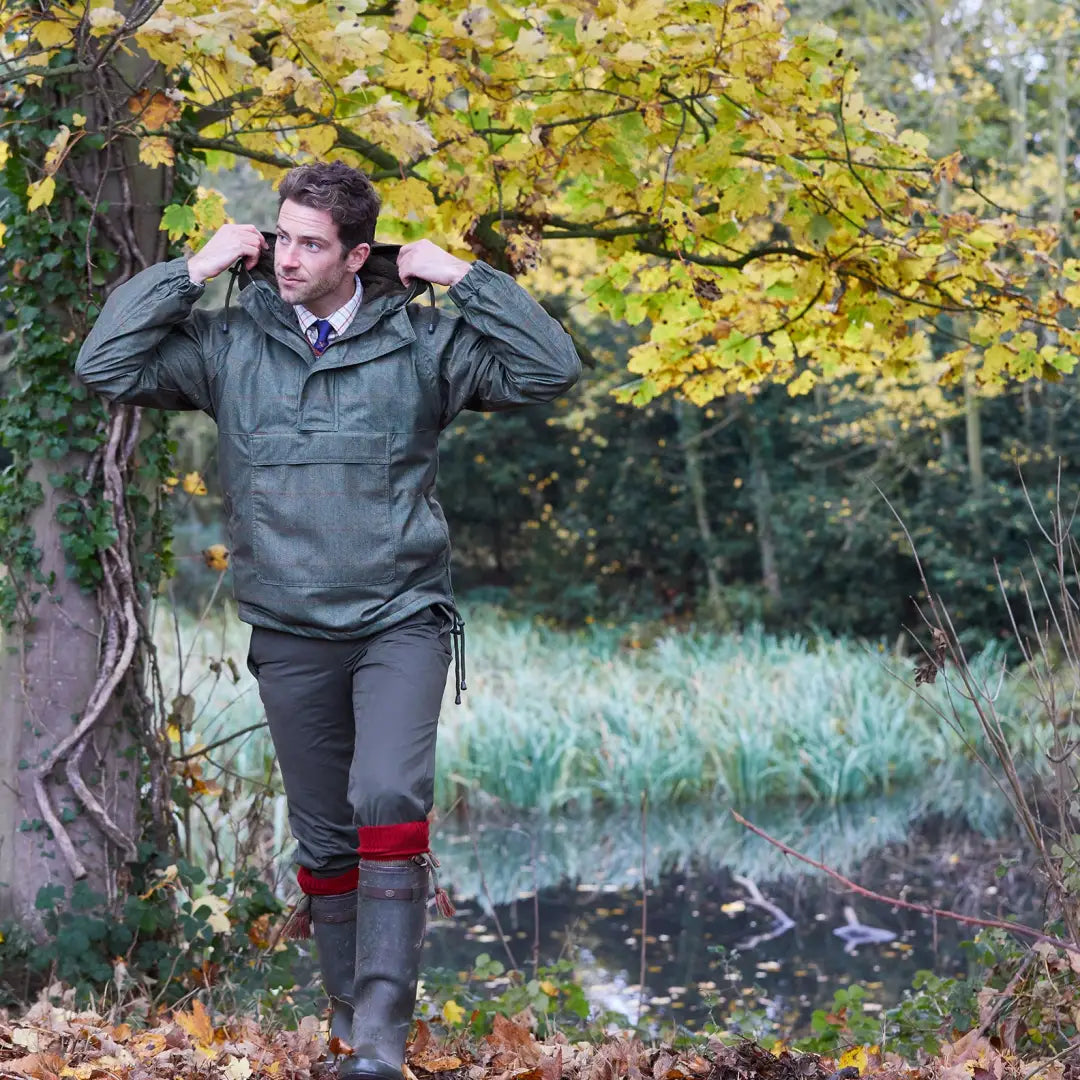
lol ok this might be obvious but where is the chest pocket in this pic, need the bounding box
[250,432,394,588]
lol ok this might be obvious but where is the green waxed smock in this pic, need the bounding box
[75,244,582,639]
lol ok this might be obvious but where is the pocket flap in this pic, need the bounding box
[250,431,390,465]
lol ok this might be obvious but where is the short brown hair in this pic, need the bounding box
[278,162,380,252]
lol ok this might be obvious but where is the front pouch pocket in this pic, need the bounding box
[250,432,394,587]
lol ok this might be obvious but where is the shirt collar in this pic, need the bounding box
[294,275,364,336]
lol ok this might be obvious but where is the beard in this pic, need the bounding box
[275,264,351,307]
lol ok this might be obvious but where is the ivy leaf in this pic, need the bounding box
[43,126,76,176]
[26,176,55,212]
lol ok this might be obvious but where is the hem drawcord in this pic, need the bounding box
[450,612,466,704]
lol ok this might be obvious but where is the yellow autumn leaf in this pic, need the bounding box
[27,176,56,212]
[0,223,6,248]
[513,27,548,62]
[43,126,72,175]
[167,722,181,741]
[71,113,86,127]
[193,894,231,935]
[441,999,465,1025]
[32,18,71,48]
[163,475,179,487]
[139,863,178,900]
[538,979,558,996]
[385,178,437,222]
[87,5,125,32]
[838,1045,869,1076]
[787,370,818,397]
[182,471,207,495]
[202,544,230,571]
[139,136,174,168]
[192,188,227,232]
[0,141,8,169]
[173,998,216,1050]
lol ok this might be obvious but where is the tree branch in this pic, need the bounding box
[731,809,1078,954]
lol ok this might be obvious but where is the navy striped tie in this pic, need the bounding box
[312,319,332,356]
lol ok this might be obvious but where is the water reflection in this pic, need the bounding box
[424,779,1037,1033]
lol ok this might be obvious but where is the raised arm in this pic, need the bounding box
[75,225,267,413]
[397,241,582,426]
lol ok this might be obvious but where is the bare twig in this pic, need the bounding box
[637,790,648,1027]
[732,874,795,949]
[732,810,1080,954]
[465,807,518,972]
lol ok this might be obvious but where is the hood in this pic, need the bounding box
[221,234,436,335]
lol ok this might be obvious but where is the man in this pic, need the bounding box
[76,162,581,1079]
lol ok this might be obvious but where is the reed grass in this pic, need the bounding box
[153,601,1039,832]
[433,613,1034,812]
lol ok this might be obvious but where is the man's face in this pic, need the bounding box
[274,198,369,309]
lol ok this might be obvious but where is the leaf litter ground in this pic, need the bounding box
[5,992,1077,1080]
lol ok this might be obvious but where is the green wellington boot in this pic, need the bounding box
[309,890,358,1051]
[338,857,429,1080]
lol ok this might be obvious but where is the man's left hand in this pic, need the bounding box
[397,240,471,288]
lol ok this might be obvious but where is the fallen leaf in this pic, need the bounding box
[409,1019,433,1057]
[223,1056,252,1080]
[838,1046,868,1076]
[415,1056,464,1072]
[173,999,216,1051]
[3,1053,66,1078]
[11,1029,45,1051]
[58,1064,93,1079]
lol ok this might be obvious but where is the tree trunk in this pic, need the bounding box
[743,418,782,604]
[675,400,728,623]
[0,464,136,926]
[0,50,171,930]
[964,369,985,499]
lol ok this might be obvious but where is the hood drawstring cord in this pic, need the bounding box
[426,282,437,334]
[451,612,467,704]
[221,257,243,334]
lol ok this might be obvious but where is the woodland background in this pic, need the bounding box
[4,0,1080,1071]
[161,0,1080,645]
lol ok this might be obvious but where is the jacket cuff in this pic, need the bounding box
[172,256,207,297]
[447,259,497,308]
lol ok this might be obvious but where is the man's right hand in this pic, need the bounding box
[187,224,268,285]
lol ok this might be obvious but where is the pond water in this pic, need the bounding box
[422,784,1040,1035]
